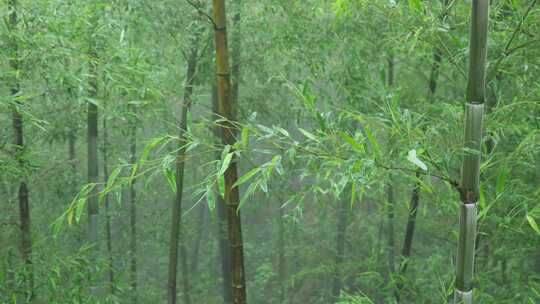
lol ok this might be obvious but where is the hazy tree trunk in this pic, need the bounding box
[87,10,100,296]
[398,3,450,293]
[386,183,396,278]
[14,92,33,303]
[67,127,83,304]
[398,0,447,278]
[102,111,115,295]
[332,192,348,299]
[454,2,489,303]
[386,54,398,301]
[231,0,241,115]
[500,258,508,285]
[191,203,207,276]
[69,131,76,170]
[277,204,286,303]
[427,50,443,103]
[9,0,33,300]
[167,30,200,304]
[536,153,540,273]
[481,238,490,269]
[212,1,247,303]
[212,84,233,304]
[398,172,420,277]
[128,106,138,304]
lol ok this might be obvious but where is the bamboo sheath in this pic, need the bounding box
[455,1,489,303]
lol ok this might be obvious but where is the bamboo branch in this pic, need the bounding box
[185,0,216,28]
[488,0,538,81]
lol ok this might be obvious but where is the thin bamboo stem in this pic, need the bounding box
[455,1,489,302]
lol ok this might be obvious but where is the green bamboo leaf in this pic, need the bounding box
[67,208,74,226]
[316,112,327,131]
[339,132,364,153]
[130,164,138,184]
[218,175,225,199]
[74,198,86,224]
[408,0,421,11]
[364,126,380,158]
[275,126,290,137]
[260,178,268,193]
[526,214,540,236]
[104,167,122,193]
[299,128,318,141]
[233,167,261,188]
[238,181,258,211]
[417,177,433,194]
[241,127,249,148]
[219,152,233,177]
[164,168,176,193]
[496,166,508,196]
[479,185,486,210]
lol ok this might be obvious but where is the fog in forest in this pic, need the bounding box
[1,1,539,303]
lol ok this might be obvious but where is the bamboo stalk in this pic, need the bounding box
[212,1,248,303]
[212,83,233,304]
[8,0,34,300]
[167,27,201,304]
[128,105,138,304]
[102,106,116,295]
[455,1,489,303]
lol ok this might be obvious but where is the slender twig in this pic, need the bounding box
[185,0,216,28]
[376,161,460,192]
[488,0,538,80]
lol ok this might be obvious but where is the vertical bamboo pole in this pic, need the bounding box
[102,106,116,295]
[128,105,138,304]
[212,83,233,304]
[167,30,200,304]
[9,0,33,299]
[397,2,450,298]
[455,1,489,303]
[212,1,248,303]
[87,5,100,289]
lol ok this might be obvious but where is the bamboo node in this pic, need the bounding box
[460,190,477,204]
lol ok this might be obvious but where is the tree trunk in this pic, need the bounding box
[397,1,449,288]
[212,83,233,304]
[9,0,34,300]
[386,183,396,279]
[427,49,443,103]
[87,10,100,292]
[277,204,286,303]
[231,0,241,116]
[536,152,540,273]
[332,191,348,299]
[167,28,201,304]
[69,131,76,171]
[128,106,138,304]
[399,172,420,273]
[102,110,115,295]
[454,1,489,303]
[386,54,398,302]
[191,203,207,275]
[212,1,247,303]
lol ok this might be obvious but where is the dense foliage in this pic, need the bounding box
[1,0,539,303]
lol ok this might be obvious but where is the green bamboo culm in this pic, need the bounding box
[455,1,489,303]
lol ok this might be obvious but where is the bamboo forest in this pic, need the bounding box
[1,0,540,303]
